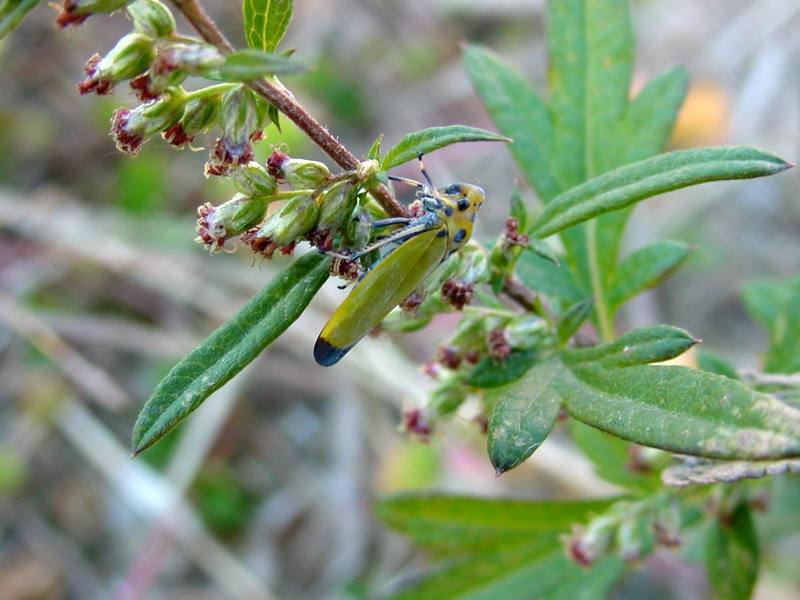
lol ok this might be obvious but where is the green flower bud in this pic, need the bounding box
[162,95,221,147]
[127,0,175,37]
[243,195,320,258]
[567,516,617,567]
[78,33,155,95]
[57,0,132,28]
[205,87,258,174]
[267,150,331,188]
[355,159,380,182]
[318,184,357,233]
[110,89,185,155]
[232,162,278,197]
[196,193,268,252]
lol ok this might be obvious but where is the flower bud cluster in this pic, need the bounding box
[57,0,131,28]
[566,497,685,568]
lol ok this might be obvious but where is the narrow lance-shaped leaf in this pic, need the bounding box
[705,503,760,600]
[381,125,510,171]
[0,0,41,41]
[243,0,292,52]
[530,147,792,239]
[488,359,563,474]
[464,45,562,202]
[608,240,692,310]
[211,49,305,81]
[557,298,594,345]
[377,493,617,551]
[132,253,331,454]
[467,348,538,389]
[562,324,698,369]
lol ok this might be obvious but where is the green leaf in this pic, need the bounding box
[243,0,292,52]
[516,251,584,304]
[697,349,739,380]
[367,133,383,161]
[487,359,563,474]
[557,298,594,345]
[742,276,800,374]
[381,125,510,171]
[132,253,331,454]
[212,49,305,81]
[464,45,561,202]
[377,493,616,552]
[528,238,560,266]
[608,240,692,310]
[466,348,538,389]
[0,0,41,41]
[389,550,622,600]
[560,363,800,460]
[570,420,659,493]
[563,325,697,369]
[509,188,528,231]
[705,503,759,600]
[530,147,792,239]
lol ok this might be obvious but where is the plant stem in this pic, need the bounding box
[169,0,407,218]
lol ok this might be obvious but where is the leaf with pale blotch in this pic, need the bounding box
[382,126,510,171]
[132,253,330,454]
[243,0,292,52]
[705,503,759,600]
[662,458,800,487]
[560,363,800,460]
[488,359,563,474]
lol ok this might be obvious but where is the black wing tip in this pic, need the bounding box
[314,337,351,367]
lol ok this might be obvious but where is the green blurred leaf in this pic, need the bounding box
[132,253,331,454]
[0,0,41,41]
[562,325,697,368]
[377,493,616,552]
[742,276,800,374]
[509,188,528,231]
[557,298,593,345]
[390,550,622,600]
[570,420,659,492]
[243,0,292,52]
[466,348,538,389]
[608,240,692,310]
[530,147,791,239]
[487,359,563,474]
[381,126,510,171]
[697,349,739,380]
[212,49,305,81]
[516,251,584,304]
[116,153,166,215]
[464,45,561,202]
[705,503,759,600]
[528,238,560,266]
[560,362,800,460]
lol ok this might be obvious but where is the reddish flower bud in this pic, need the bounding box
[401,292,424,313]
[503,217,529,247]
[110,91,185,156]
[488,328,512,361]
[242,194,320,258]
[196,194,268,253]
[329,257,360,280]
[441,277,474,310]
[402,407,433,441]
[57,0,131,28]
[77,33,155,96]
[436,345,462,370]
[130,73,160,102]
[266,151,331,188]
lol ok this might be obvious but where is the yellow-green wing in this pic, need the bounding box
[315,228,447,366]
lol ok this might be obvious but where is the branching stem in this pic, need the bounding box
[169,0,407,217]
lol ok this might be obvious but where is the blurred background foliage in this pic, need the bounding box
[0,0,798,598]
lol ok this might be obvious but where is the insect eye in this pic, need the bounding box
[457,198,470,211]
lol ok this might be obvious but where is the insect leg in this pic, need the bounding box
[372,217,413,229]
[417,154,443,202]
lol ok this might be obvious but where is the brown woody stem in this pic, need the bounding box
[170,0,407,217]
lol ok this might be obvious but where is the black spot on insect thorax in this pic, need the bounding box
[453,229,467,243]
